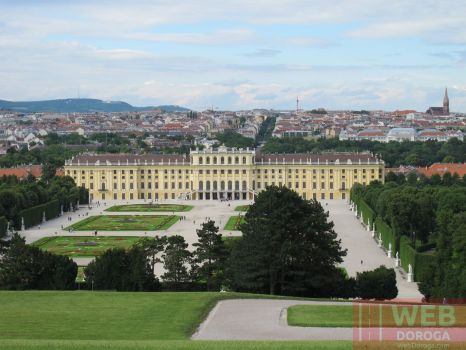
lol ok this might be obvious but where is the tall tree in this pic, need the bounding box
[162,235,192,287]
[140,236,167,274]
[229,186,346,296]
[192,220,227,291]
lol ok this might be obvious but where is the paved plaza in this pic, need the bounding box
[20,198,421,298]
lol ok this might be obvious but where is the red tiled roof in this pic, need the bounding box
[416,163,466,177]
[0,165,42,178]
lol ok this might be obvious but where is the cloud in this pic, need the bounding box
[243,49,281,57]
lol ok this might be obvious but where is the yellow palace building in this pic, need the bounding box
[64,147,384,202]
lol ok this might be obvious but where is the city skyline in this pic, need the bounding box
[1,1,466,111]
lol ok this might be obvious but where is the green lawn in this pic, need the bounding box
[224,216,246,230]
[0,340,351,350]
[32,236,143,258]
[234,205,250,212]
[287,305,353,327]
[106,204,194,212]
[66,215,180,231]
[0,291,351,350]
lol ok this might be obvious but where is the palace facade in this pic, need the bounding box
[64,147,384,202]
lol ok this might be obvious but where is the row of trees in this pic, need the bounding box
[262,137,465,167]
[0,234,77,290]
[352,176,466,299]
[0,175,88,237]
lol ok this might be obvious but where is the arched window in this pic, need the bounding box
[252,180,256,190]
[242,181,247,190]
[242,157,247,164]
[213,157,217,165]
[221,181,225,190]
[206,156,210,165]
[206,180,211,190]
[198,181,203,190]
[221,157,225,164]
[235,157,239,164]
[101,183,105,191]
[228,181,232,190]
[213,181,218,190]
[235,181,239,190]
[228,157,232,164]
[199,157,203,165]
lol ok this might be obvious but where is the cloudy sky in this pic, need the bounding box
[1,0,466,111]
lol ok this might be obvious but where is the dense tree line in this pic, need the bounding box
[0,145,79,169]
[214,131,255,149]
[262,137,466,167]
[352,175,466,299]
[0,175,88,236]
[0,234,77,290]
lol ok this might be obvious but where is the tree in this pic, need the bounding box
[140,236,167,273]
[229,186,346,297]
[0,233,77,290]
[162,235,192,287]
[85,246,159,291]
[41,162,57,181]
[356,266,398,300]
[192,220,228,291]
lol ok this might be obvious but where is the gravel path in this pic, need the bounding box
[192,299,353,340]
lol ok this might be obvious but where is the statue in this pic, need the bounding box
[396,251,399,259]
[61,205,64,216]
[21,217,25,231]
[387,243,392,258]
[42,211,46,224]
[407,263,414,282]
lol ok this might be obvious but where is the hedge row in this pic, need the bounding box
[16,199,61,229]
[399,236,433,282]
[375,217,397,252]
[351,196,375,228]
[0,216,8,238]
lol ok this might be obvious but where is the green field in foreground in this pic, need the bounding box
[0,291,352,350]
[106,204,194,212]
[0,340,351,350]
[224,215,246,230]
[234,205,250,212]
[287,305,353,327]
[32,236,142,257]
[66,215,180,231]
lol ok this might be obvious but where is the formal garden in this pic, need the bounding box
[224,215,246,230]
[105,204,194,212]
[33,236,143,257]
[66,215,180,231]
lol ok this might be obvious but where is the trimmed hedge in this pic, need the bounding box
[399,236,433,282]
[375,217,397,252]
[0,216,8,238]
[351,196,376,228]
[16,199,61,229]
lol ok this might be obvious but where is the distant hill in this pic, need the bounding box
[0,98,190,113]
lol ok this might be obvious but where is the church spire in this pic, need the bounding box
[443,87,449,114]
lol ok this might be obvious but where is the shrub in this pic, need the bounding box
[356,266,398,300]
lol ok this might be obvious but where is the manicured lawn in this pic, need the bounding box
[0,339,351,350]
[234,205,250,212]
[0,291,352,349]
[66,215,180,231]
[32,236,143,258]
[287,305,353,327]
[106,204,194,212]
[224,215,246,230]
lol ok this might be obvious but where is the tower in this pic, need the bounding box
[443,87,449,115]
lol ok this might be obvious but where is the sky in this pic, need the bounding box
[1,0,466,111]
